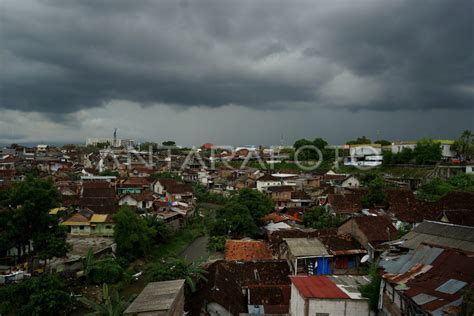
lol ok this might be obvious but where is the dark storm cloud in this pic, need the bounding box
[0,0,473,115]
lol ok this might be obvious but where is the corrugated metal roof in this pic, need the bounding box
[401,231,474,252]
[435,279,467,295]
[380,244,443,274]
[412,293,438,305]
[412,221,474,242]
[291,276,350,299]
[284,238,330,257]
[431,298,463,316]
[124,280,185,315]
[328,275,370,299]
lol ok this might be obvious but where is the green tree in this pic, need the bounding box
[207,235,228,252]
[454,130,474,160]
[362,176,386,208]
[147,258,208,292]
[140,142,158,152]
[79,284,131,316]
[0,176,68,261]
[0,274,73,315]
[193,183,228,204]
[113,205,155,261]
[413,139,442,164]
[83,247,95,282]
[396,223,413,239]
[210,201,258,238]
[89,258,124,284]
[33,225,70,260]
[374,139,391,146]
[302,206,344,229]
[142,213,171,243]
[313,137,328,150]
[359,263,381,312]
[382,151,394,165]
[347,136,372,145]
[230,188,274,222]
[398,147,414,164]
[293,138,315,160]
[417,174,474,201]
[162,141,176,147]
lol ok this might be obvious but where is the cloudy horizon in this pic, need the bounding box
[1,0,473,146]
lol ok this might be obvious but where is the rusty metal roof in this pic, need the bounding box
[283,238,331,257]
[291,275,350,299]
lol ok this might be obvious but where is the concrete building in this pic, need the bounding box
[290,275,370,316]
[344,144,383,167]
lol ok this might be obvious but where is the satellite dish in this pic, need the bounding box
[361,255,370,263]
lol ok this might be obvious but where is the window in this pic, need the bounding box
[79,226,84,230]
[316,313,329,316]
[106,225,112,229]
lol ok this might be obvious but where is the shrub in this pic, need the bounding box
[89,258,124,284]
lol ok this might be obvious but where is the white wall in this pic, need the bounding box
[309,299,369,316]
[257,180,281,191]
[118,195,138,206]
[440,144,456,158]
[391,144,416,154]
[290,283,370,316]
[350,146,382,157]
[290,283,306,316]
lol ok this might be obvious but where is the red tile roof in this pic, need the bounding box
[262,212,302,224]
[353,216,398,244]
[224,240,273,261]
[291,276,350,299]
[328,193,364,214]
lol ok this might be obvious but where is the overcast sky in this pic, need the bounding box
[0,0,473,146]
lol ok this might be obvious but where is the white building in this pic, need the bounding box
[290,275,370,316]
[392,140,456,159]
[345,144,383,167]
[391,141,417,154]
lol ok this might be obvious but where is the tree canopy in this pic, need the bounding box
[0,176,69,260]
[79,283,131,316]
[413,139,442,164]
[293,137,329,161]
[208,188,274,239]
[362,176,386,208]
[417,174,474,201]
[147,258,208,292]
[347,136,372,145]
[113,205,156,261]
[210,201,258,238]
[0,274,73,315]
[302,206,344,229]
[162,141,176,147]
[453,130,474,160]
[374,139,391,146]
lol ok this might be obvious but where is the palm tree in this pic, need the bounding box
[79,284,130,316]
[148,258,208,292]
[454,130,473,159]
[142,212,170,242]
[83,247,95,282]
[181,260,208,292]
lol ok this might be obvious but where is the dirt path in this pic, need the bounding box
[179,235,209,262]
